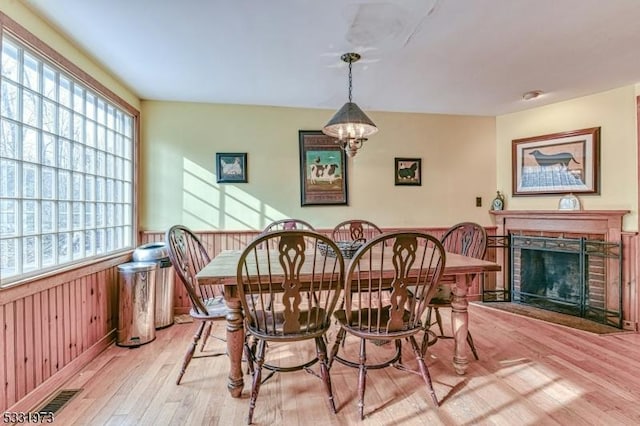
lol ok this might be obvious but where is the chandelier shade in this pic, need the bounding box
[322,52,378,157]
[322,102,378,139]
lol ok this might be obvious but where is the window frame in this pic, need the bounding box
[0,12,139,288]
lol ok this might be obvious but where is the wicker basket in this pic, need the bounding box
[318,240,364,259]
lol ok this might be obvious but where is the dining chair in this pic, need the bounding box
[329,231,446,419]
[263,218,315,232]
[236,230,345,424]
[424,222,487,360]
[331,219,383,242]
[165,225,227,385]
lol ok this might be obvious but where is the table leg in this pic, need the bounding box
[225,297,244,398]
[450,274,471,375]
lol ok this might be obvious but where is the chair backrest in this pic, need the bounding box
[236,230,344,338]
[263,218,315,232]
[441,222,487,260]
[343,232,446,334]
[331,219,383,242]
[165,225,221,315]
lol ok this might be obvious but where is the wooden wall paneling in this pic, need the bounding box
[55,285,64,373]
[90,272,99,344]
[15,299,25,403]
[48,287,58,377]
[80,276,88,353]
[70,279,79,360]
[24,294,35,394]
[5,302,16,407]
[76,278,84,354]
[63,282,72,365]
[1,262,122,413]
[40,289,51,382]
[622,232,638,330]
[33,292,43,389]
[0,304,6,411]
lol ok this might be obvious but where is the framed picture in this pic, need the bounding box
[299,130,348,206]
[216,152,247,183]
[395,157,422,186]
[512,127,600,196]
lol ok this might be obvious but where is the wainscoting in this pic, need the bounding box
[0,254,127,412]
[2,223,635,413]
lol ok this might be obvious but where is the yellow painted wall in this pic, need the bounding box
[496,86,638,231]
[140,101,497,231]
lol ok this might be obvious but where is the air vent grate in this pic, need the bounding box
[37,389,82,415]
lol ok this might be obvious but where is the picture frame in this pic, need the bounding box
[394,157,422,186]
[216,152,247,183]
[512,127,600,196]
[299,130,348,206]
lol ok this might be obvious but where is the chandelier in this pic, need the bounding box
[322,52,378,157]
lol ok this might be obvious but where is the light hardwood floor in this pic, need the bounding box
[47,304,640,425]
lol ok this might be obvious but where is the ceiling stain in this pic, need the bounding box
[345,0,440,49]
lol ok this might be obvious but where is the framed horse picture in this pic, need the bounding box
[512,127,600,196]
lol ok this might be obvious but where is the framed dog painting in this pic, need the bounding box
[512,127,600,196]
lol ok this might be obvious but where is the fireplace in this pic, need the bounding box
[489,210,634,330]
[511,235,622,327]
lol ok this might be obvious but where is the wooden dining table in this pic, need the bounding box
[196,249,501,398]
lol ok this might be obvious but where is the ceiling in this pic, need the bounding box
[22,0,640,116]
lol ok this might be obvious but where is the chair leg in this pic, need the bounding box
[247,339,266,425]
[244,337,255,375]
[315,337,337,414]
[176,321,205,385]
[200,321,212,351]
[467,331,479,360]
[328,328,346,368]
[409,335,439,407]
[357,338,367,421]
[434,307,445,336]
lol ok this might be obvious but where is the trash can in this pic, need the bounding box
[132,242,175,329]
[117,261,157,347]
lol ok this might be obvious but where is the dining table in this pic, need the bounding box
[196,248,501,398]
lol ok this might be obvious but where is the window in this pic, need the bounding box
[0,28,136,286]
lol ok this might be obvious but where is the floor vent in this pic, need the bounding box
[37,389,82,415]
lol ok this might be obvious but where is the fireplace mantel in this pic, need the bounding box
[490,210,629,241]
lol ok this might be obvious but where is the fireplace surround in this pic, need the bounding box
[490,210,632,329]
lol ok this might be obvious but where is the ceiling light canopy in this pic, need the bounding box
[522,90,544,101]
[323,52,378,158]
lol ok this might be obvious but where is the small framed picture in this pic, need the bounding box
[216,153,247,183]
[395,158,421,186]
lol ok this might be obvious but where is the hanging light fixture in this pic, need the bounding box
[323,52,378,158]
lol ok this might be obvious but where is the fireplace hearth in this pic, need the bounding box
[511,235,622,328]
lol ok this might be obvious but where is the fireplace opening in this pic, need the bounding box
[511,235,622,328]
[520,249,582,315]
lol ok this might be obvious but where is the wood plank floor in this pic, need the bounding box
[48,304,640,425]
